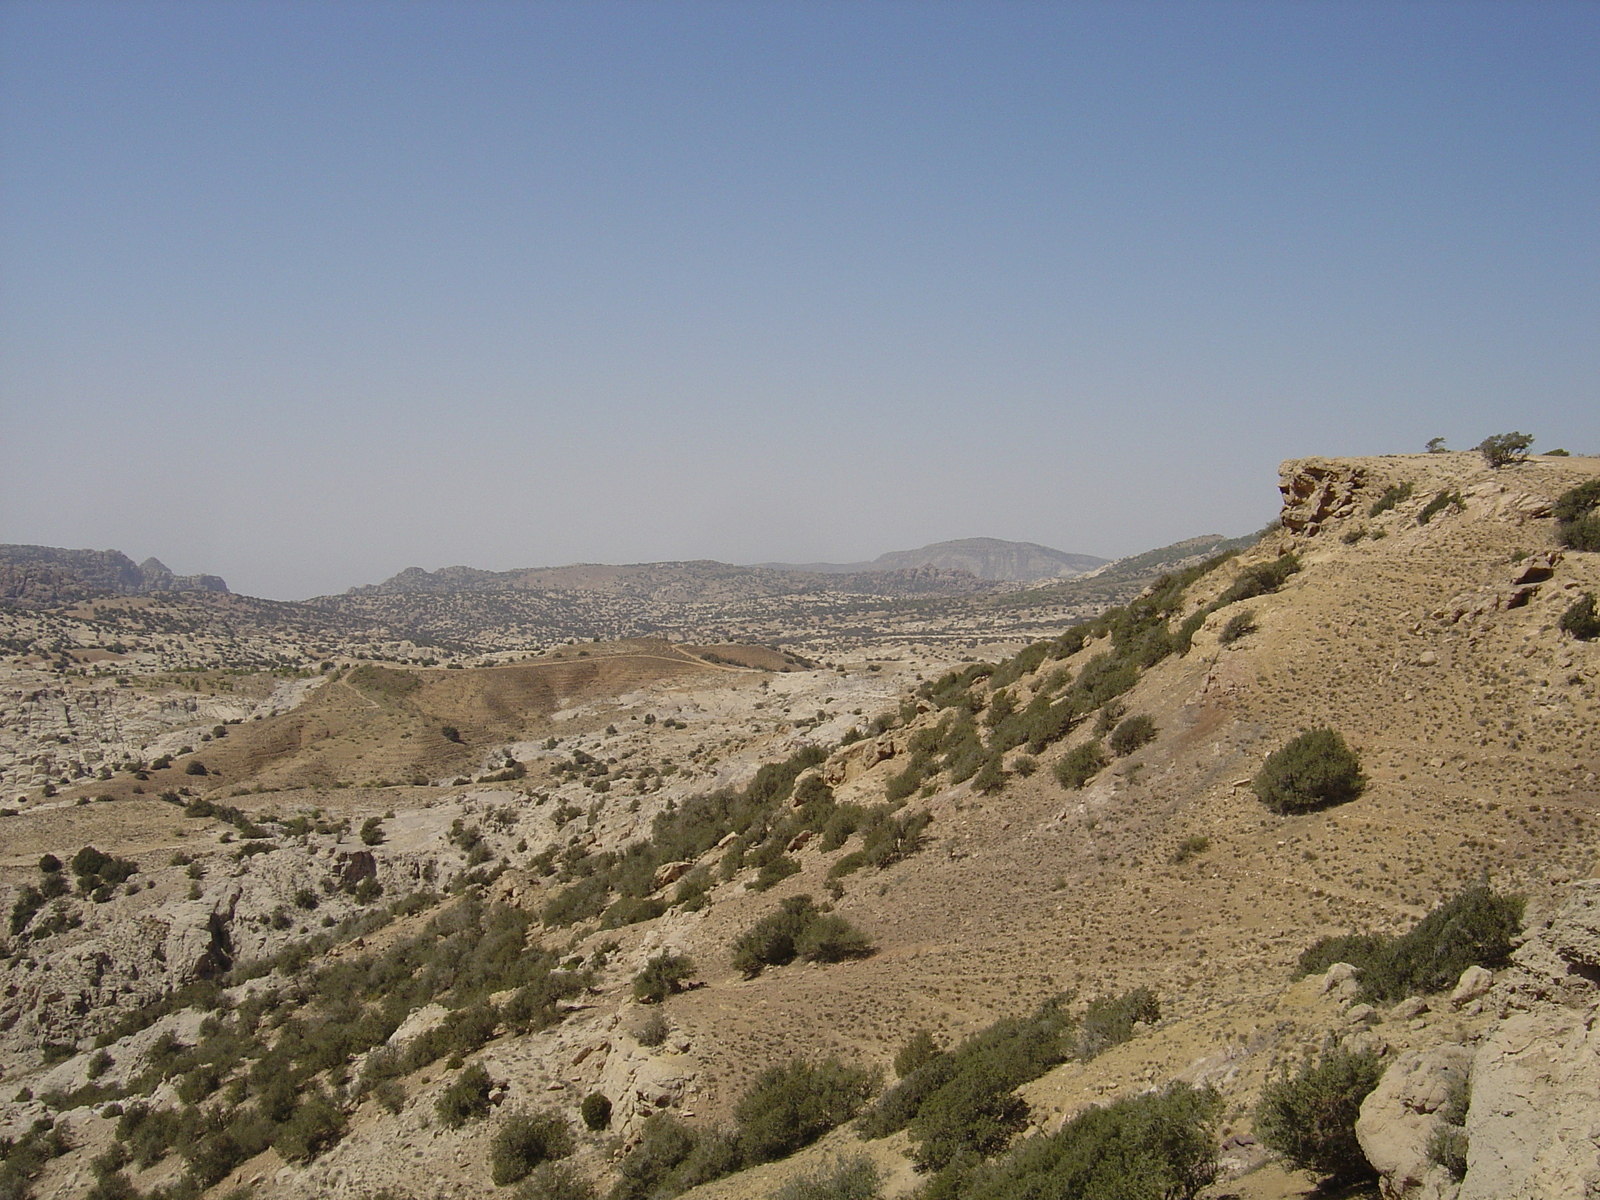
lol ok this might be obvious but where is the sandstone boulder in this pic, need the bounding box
[162,884,241,983]
[1356,1042,1472,1199]
[1279,459,1368,534]
[1510,553,1561,586]
[1450,966,1494,1007]
[652,861,694,891]
[1322,962,1361,999]
[596,1036,699,1141]
[1345,1003,1377,1025]
[822,735,899,787]
[386,1003,450,1051]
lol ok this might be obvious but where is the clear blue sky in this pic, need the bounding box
[2,1,1595,599]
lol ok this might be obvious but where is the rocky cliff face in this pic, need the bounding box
[0,545,228,604]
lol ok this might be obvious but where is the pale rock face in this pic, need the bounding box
[386,1002,451,1051]
[1450,966,1494,1007]
[1345,1002,1377,1025]
[1459,1005,1600,1200]
[1356,1042,1472,1199]
[1321,961,1360,994]
[594,1034,699,1141]
[1546,879,1600,969]
[1278,459,1368,534]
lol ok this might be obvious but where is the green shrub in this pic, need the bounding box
[70,845,138,893]
[734,1058,880,1164]
[732,896,815,976]
[731,897,872,975]
[1554,480,1600,550]
[955,1083,1220,1200]
[863,995,1075,1170]
[1368,481,1414,517]
[795,914,874,963]
[753,855,801,892]
[1215,553,1301,608]
[1254,1047,1382,1184]
[1560,593,1600,641]
[374,1079,406,1114]
[1218,610,1257,644]
[1076,987,1159,1061]
[894,1031,942,1079]
[1418,489,1464,524]
[436,1063,497,1127]
[516,1161,594,1200]
[884,759,928,802]
[274,1087,347,1162]
[1297,885,1522,1002]
[490,1108,574,1186]
[1427,1123,1469,1182]
[1071,654,1140,710]
[1478,431,1533,467]
[1052,741,1106,790]
[773,1156,881,1200]
[1562,514,1600,551]
[1252,728,1365,814]
[580,1092,612,1131]
[1107,714,1156,756]
[9,884,45,935]
[1170,835,1210,864]
[610,1115,700,1200]
[542,875,610,928]
[970,755,1006,795]
[636,1011,669,1048]
[910,1073,1029,1172]
[1553,478,1600,524]
[632,953,695,1004]
[602,895,667,929]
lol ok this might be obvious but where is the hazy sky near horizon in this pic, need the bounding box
[2,1,1596,600]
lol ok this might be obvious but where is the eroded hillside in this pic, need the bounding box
[1,451,1597,1200]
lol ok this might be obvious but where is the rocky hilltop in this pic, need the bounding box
[760,538,1108,581]
[0,545,228,605]
[0,449,1596,1200]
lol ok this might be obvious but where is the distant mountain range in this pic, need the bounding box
[0,532,1247,653]
[0,544,229,604]
[756,538,1107,582]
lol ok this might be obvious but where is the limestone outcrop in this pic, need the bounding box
[1278,459,1368,534]
[1357,1043,1472,1200]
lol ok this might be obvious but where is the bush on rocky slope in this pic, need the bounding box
[1254,1046,1383,1184]
[1296,884,1524,1002]
[942,1082,1220,1200]
[1076,987,1160,1061]
[490,1107,575,1185]
[609,1059,878,1200]
[632,952,695,1003]
[773,1156,881,1200]
[539,744,929,927]
[51,891,586,1198]
[1052,741,1106,790]
[1252,728,1365,814]
[1559,592,1599,640]
[1554,479,1600,551]
[1477,431,1534,468]
[862,994,1079,1170]
[731,895,873,976]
